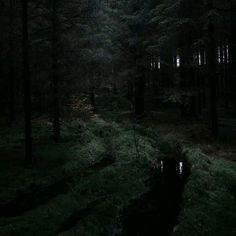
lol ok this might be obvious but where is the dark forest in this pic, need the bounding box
[0,0,236,235]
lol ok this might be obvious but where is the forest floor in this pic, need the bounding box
[156,122,236,236]
[100,106,236,236]
[0,97,236,235]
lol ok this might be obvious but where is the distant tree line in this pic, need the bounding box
[0,0,235,162]
[143,0,236,137]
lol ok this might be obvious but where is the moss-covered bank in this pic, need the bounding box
[158,134,236,236]
[1,118,236,235]
[0,118,158,235]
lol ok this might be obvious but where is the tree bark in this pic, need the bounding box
[229,1,236,116]
[134,48,145,116]
[135,75,144,116]
[8,0,15,124]
[22,0,32,163]
[207,19,218,137]
[52,0,60,142]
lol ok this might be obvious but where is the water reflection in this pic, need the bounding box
[109,159,190,236]
[161,160,185,176]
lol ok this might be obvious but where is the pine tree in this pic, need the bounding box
[22,0,32,163]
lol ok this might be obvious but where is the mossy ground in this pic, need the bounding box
[106,105,236,236]
[0,108,236,236]
[173,146,236,236]
[0,117,158,235]
[147,127,236,236]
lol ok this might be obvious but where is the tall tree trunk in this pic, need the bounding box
[52,0,60,142]
[200,49,207,108]
[179,50,188,117]
[135,75,144,115]
[207,18,218,137]
[229,1,236,116]
[196,49,202,115]
[8,0,15,124]
[22,0,32,163]
[223,41,229,109]
[90,70,96,110]
[134,50,145,116]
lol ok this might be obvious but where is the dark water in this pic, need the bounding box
[111,159,190,236]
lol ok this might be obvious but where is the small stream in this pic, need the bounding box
[110,159,190,236]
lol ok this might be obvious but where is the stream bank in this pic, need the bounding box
[1,118,236,236]
[109,158,190,236]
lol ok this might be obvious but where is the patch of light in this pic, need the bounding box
[198,52,202,66]
[161,161,164,172]
[176,55,180,68]
[226,45,229,63]
[158,57,161,69]
[179,162,183,175]
[218,46,221,63]
[220,45,226,64]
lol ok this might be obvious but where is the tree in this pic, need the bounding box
[229,0,236,116]
[8,0,16,124]
[206,0,218,137]
[51,0,60,142]
[22,0,32,163]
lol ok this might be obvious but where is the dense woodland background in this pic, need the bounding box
[0,0,236,161]
[0,0,236,235]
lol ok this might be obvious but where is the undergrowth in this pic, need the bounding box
[0,117,158,235]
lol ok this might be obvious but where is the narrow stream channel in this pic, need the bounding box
[111,159,190,236]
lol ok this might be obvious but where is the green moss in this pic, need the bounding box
[171,146,236,236]
[0,193,98,236]
[0,118,158,236]
[2,117,235,236]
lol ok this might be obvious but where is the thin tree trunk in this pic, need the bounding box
[207,18,218,137]
[22,0,32,163]
[223,41,229,109]
[135,75,144,115]
[179,52,188,117]
[8,0,15,124]
[196,49,202,115]
[134,49,145,116]
[200,49,207,108]
[52,0,60,142]
[229,1,236,116]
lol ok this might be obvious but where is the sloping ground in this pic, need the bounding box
[1,115,236,236]
[157,134,236,236]
[0,118,158,235]
[99,102,236,235]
